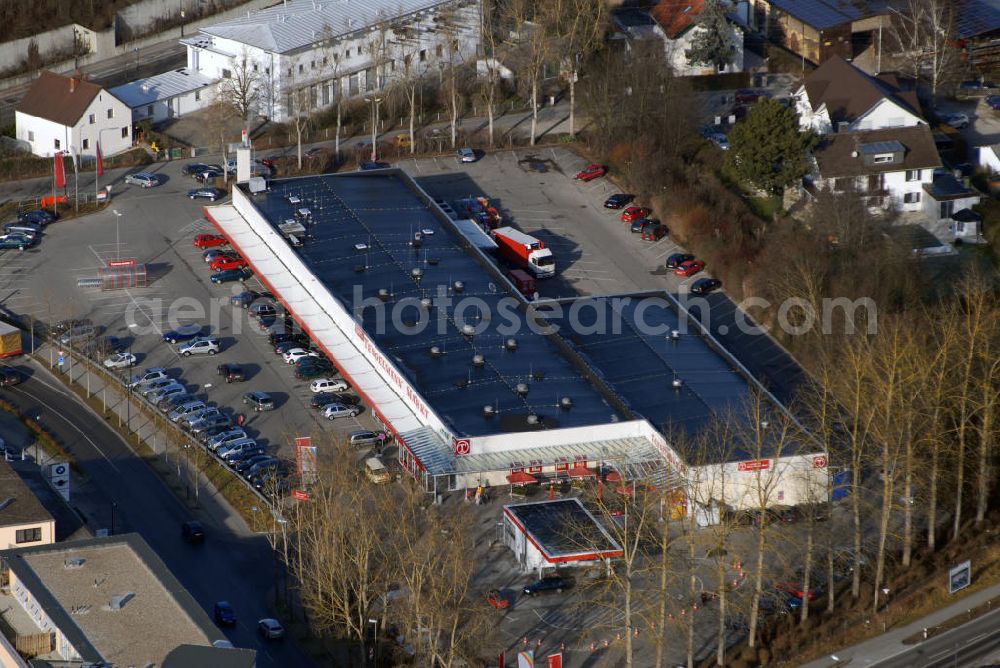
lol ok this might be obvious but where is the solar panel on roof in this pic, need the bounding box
[859,140,904,154]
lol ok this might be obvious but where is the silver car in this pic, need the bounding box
[178,337,221,356]
[124,172,158,188]
[128,368,168,389]
[145,382,185,403]
[208,429,247,452]
[168,400,206,423]
[182,406,221,429]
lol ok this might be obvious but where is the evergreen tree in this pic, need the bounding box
[685,0,738,71]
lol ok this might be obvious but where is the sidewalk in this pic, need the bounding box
[801,580,1000,667]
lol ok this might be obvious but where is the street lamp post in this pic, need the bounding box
[110,501,118,535]
[365,96,383,162]
[369,618,378,666]
[112,209,122,259]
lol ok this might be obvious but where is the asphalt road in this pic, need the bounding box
[866,607,1000,668]
[4,361,312,667]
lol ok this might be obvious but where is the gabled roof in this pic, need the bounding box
[802,56,923,125]
[812,125,941,178]
[0,458,54,529]
[650,0,706,39]
[110,68,215,109]
[763,0,885,30]
[16,71,106,127]
[200,0,451,54]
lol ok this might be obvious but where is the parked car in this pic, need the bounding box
[242,391,276,411]
[258,618,285,640]
[182,163,214,176]
[210,267,251,284]
[125,172,158,188]
[705,131,730,150]
[162,324,202,343]
[323,402,362,419]
[210,257,248,272]
[203,249,236,263]
[310,378,347,394]
[674,259,706,277]
[223,445,266,466]
[213,601,236,626]
[138,377,176,397]
[283,348,319,364]
[574,164,606,181]
[177,337,221,356]
[0,234,31,250]
[249,302,278,318]
[181,406,222,429]
[629,217,649,234]
[217,363,245,383]
[247,458,283,479]
[941,112,970,129]
[158,392,196,412]
[168,400,206,423]
[103,352,136,369]
[18,209,54,225]
[735,88,764,104]
[456,147,477,163]
[603,193,633,209]
[197,424,233,443]
[181,520,205,543]
[988,95,1000,111]
[193,169,225,183]
[5,222,41,239]
[59,324,97,346]
[128,369,170,392]
[523,576,569,596]
[85,335,125,359]
[310,392,360,409]
[640,221,667,241]
[621,206,651,223]
[208,429,247,452]
[190,414,232,435]
[217,438,259,461]
[235,454,275,476]
[188,187,227,201]
[349,430,385,448]
[666,253,694,269]
[231,290,271,308]
[269,331,308,347]
[690,277,722,295]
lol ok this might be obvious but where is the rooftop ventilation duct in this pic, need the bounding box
[453,280,464,293]
[64,557,86,569]
[672,377,684,390]
[483,404,495,418]
[515,383,529,396]
[461,323,476,337]
[559,396,572,410]
[504,337,517,351]
[429,345,442,358]
[472,353,485,367]
[109,592,135,611]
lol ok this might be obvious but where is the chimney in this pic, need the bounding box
[837,121,849,133]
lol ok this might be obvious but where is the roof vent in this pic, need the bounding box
[672,377,684,390]
[355,242,369,252]
[670,330,681,340]
[429,345,442,358]
[851,150,859,158]
[560,396,573,410]
[64,557,86,569]
[412,232,423,247]
[515,383,529,396]
[109,592,135,611]
[461,323,476,337]
[483,404,495,418]
[411,267,423,282]
[0,497,13,511]
[420,297,432,310]
[472,353,485,367]
[526,413,539,425]
[377,288,391,302]
[453,280,464,293]
[504,337,517,351]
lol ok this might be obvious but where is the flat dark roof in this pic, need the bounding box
[505,499,622,559]
[239,174,624,437]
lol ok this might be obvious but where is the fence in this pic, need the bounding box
[14,632,52,657]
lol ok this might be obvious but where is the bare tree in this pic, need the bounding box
[888,0,960,103]
[217,49,262,121]
[540,0,607,136]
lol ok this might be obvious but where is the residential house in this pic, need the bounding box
[15,71,132,159]
[749,0,887,67]
[797,56,946,214]
[110,68,216,125]
[923,171,983,243]
[182,0,481,122]
[649,0,745,76]
[0,458,55,550]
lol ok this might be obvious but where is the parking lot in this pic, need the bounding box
[0,172,384,469]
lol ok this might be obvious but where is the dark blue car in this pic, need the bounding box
[603,193,633,209]
[162,324,202,344]
[988,95,1000,111]
[523,576,568,596]
[214,601,236,626]
[18,210,55,225]
[360,161,391,170]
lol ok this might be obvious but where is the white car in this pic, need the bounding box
[103,352,137,369]
[128,368,168,389]
[323,403,362,419]
[124,172,158,188]
[456,147,476,163]
[283,348,319,365]
[258,618,285,640]
[310,378,348,393]
[177,337,221,356]
[941,112,970,129]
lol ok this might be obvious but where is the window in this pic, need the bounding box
[121,126,128,139]
[905,169,921,182]
[940,201,954,219]
[27,130,33,142]
[323,56,328,66]
[15,527,42,544]
[346,49,351,58]
[872,153,893,163]
[287,67,292,77]
[194,89,200,101]
[311,60,316,69]
[419,49,427,62]
[956,221,966,234]
[147,105,153,116]
[903,192,920,204]
[88,113,95,124]
[54,139,60,149]
[253,63,259,72]
[107,108,114,119]
[222,68,232,79]
[436,44,443,58]
[82,138,89,149]
[298,64,304,73]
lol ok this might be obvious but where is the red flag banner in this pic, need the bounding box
[96,141,104,177]
[54,151,66,189]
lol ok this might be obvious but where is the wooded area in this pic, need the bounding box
[0,0,137,42]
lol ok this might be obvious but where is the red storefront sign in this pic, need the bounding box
[738,459,771,472]
[107,258,137,268]
[813,455,828,468]
[453,438,471,455]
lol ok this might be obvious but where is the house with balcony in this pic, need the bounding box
[182,0,481,122]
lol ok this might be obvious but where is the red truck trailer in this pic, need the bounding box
[506,269,537,298]
[492,227,555,278]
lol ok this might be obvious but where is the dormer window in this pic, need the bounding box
[873,154,894,164]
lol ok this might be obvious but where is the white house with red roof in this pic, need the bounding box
[649,0,745,76]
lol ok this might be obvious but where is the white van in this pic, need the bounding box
[365,458,390,484]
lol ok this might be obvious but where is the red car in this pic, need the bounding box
[194,234,228,249]
[575,164,607,182]
[640,222,667,241]
[486,589,510,609]
[674,259,705,277]
[621,206,651,223]
[210,256,248,271]
[775,582,817,601]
